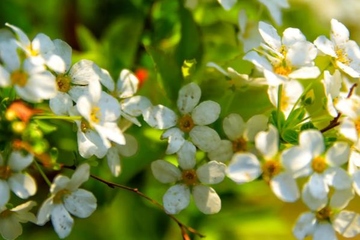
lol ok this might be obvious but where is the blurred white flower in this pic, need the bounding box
[0,151,36,207]
[37,164,97,239]
[0,201,37,240]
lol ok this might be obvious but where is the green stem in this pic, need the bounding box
[34,160,52,187]
[33,115,82,121]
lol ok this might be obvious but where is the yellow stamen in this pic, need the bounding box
[53,189,71,204]
[182,169,198,186]
[316,206,332,222]
[56,75,71,92]
[0,166,11,180]
[90,107,101,124]
[232,137,247,152]
[262,160,281,182]
[335,48,350,65]
[11,70,28,87]
[178,114,194,133]
[312,156,326,173]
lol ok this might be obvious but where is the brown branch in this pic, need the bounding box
[320,83,357,133]
[64,165,205,240]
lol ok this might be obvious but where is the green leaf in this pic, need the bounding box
[301,122,317,130]
[269,110,285,130]
[146,46,183,102]
[281,129,299,144]
[284,107,306,128]
[33,119,57,134]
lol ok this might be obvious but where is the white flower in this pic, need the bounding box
[144,82,221,153]
[208,113,268,162]
[217,0,237,11]
[5,23,65,73]
[0,201,37,240]
[74,80,125,158]
[112,69,151,126]
[106,133,138,177]
[237,10,262,52]
[267,79,303,117]
[285,130,352,199]
[244,21,320,86]
[151,142,226,214]
[37,164,97,239]
[0,151,36,207]
[227,125,300,202]
[293,184,360,240]
[0,39,57,103]
[314,19,360,78]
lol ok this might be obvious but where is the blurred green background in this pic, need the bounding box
[2,0,360,239]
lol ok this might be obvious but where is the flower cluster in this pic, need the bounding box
[2,2,360,240]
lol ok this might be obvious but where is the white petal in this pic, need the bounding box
[151,160,182,183]
[326,142,350,166]
[0,180,10,207]
[177,141,196,170]
[8,173,37,198]
[53,39,72,71]
[77,129,107,159]
[37,198,53,225]
[189,126,221,152]
[330,188,354,209]
[197,161,226,184]
[243,114,269,141]
[331,19,349,46]
[193,185,221,214]
[116,69,138,98]
[352,170,360,196]
[281,146,312,178]
[8,151,33,171]
[68,163,90,191]
[282,27,306,46]
[217,0,236,10]
[339,118,358,143]
[69,60,102,85]
[121,96,152,117]
[106,147,121,177]
[333,210,360,238]
[51,204,74,239]
[325,167,352,190]
[116,133,138,157]
[161,128,185,154]
[255,125,278,159]
[177,83,201,114]
[192,100,220,125]
[0,215,23,240]
[227,153,262,183]
[308,173,329,199]
[270,172,299,202]
[302,183,327,211]
[299,130,325,157]
[163,184,190,214]
[313,223,337,240]
[63,189,97,218]
[292,212,316,239]
[258,21,281,50]
[5,23,30,46]
[288,66,320,79]
[143,105,177,130]
[223,113,245,141]
[314,35,336,57]
[243,51,273,71]
[49,93,73,115]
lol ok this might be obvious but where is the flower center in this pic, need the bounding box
[232,137,247,152]
[90,107,101,124]
[178,114,194,133]
[274,64,292,76]
[0,209,12,218]
[0,166,11,180]
[182,169,198,186]
[335,48,350,65]
[11,70,28,87]
[53,189,71,204]
[316,206,332,222]
[56,75,71,92]
[312,156,326,173]
[80,119,91,132]
[262,160,281,182]
[27,45,39,56]
[354,118,360,135]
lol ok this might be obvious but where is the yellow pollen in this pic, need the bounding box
[312,156,326,173]
[182,169,198,186]
[56,75,71,92]
[90,107,101,124]
[316,206,332,222]
[27,45,39,56]
[80,119,91,132]
[10,70,28,87]
[335,48,350,65]
[232,137,247,152]
[262,160,281,182]
[178,114,194,133]
[274,65,292,76]
[53,189,71,204]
